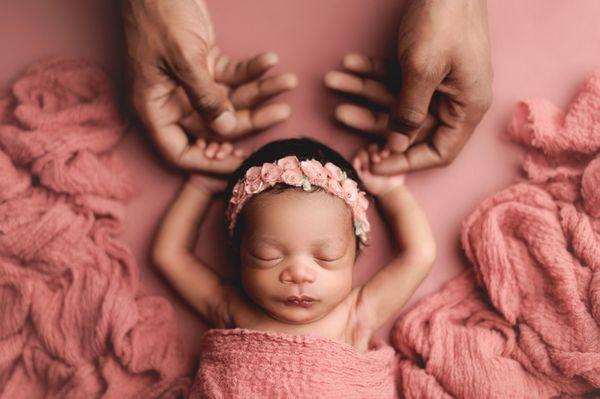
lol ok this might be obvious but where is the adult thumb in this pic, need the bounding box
[389,69,438,134]
[174,58,236,135]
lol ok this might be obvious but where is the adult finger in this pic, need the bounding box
[178,102,292,140]
[342,53,390,79]
[170,54,237,135]
[232,103,292,137]
[214,51,279,86]
[389,59,441,134]
[334,104,394,140]
[387,112,437,153]
[230,73,298,109]
[324,71,395,108]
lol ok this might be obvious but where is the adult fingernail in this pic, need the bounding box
[262,52,279,66]
[343,53,366,71]
[211,111,236,134]
[324,71,344,89]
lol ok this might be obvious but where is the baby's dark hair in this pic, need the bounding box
[223,136,370,258]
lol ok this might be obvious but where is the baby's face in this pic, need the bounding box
[239,189,357,325]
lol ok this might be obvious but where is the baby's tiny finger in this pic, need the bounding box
[205,142,220,158]
[356,148,370,167]
[367,143,381,163]
[233,148,245,157]
[380,147,391,159]
[216,142,233,159]
[197,138,207,149]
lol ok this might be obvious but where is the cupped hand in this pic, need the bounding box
[121,0,298,171]
[326,0,492,175]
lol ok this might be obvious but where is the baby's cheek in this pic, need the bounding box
[323,270,353,300]
[241,268,273,299]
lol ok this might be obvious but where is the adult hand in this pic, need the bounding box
[325,0,492,175]
[121,0,297,172]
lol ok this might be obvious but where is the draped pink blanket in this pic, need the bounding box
[392,71,600,397]
[0,58,190,398]
[189,328,398,398]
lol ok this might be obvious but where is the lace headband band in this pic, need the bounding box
[226,155,371,243]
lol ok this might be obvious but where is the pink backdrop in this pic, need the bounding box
[1,0,599,364]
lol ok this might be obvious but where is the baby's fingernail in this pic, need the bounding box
[210,111,236,135]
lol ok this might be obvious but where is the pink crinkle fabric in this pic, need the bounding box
[189,328,398,398]
[392,71,600,398]
[0,58,190,398]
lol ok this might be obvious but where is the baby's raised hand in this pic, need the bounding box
[353,149,405,197]
[187,139,246,182]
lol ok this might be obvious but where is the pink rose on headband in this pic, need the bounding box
[231,181,247,204]
[245,166,264,194]
[246,166,261,182]
[277,156,300,170]
[261,163,282,186]
[342,179,358,203]
[281,169,303,186]
[324,162,344,181]
[327,179,343,196]
[301,159,328,186]
[357,191,369,211]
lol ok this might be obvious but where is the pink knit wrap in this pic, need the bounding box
[0,58,190,398]
[189,328,398,399]
[392,70,600,397]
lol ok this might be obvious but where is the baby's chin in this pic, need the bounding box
[264,302,329,325]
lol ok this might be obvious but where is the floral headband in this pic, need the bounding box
[226,155,371,243]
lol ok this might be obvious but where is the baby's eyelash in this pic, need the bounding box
[251,254,282,262]
[316,256,342,262]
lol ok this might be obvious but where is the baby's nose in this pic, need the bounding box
[280,264,316,284]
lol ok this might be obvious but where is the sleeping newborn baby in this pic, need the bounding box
[152,137,436,398]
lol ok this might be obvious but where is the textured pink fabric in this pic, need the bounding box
[392,71,600,397]
[189,328,398,399]
[0,58,190,398]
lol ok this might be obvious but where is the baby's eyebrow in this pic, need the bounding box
[311,237,348,249]
[248,235,282,247]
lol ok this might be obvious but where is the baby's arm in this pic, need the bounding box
[353,155,436,332]
[152,140,244,328]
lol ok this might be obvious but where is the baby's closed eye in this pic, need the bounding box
[315,253,344,262]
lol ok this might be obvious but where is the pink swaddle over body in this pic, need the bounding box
[189,328,398,398]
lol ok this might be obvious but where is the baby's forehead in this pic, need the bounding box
[242,189,354,234]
